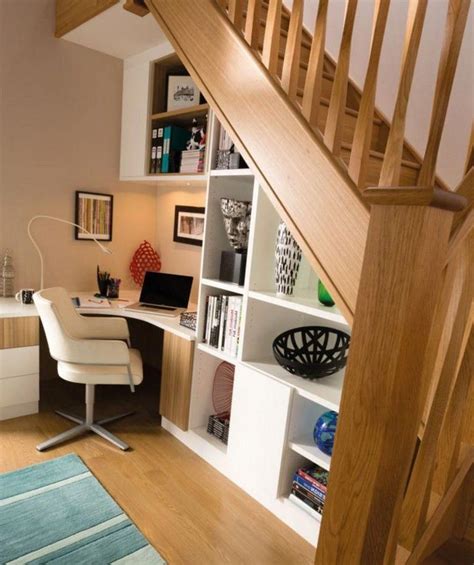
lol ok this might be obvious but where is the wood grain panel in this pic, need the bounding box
[160,332,194,431]
[0,317,39,349]
[55,0,119,38]
[145,0,371,322]
[315,204,454,564]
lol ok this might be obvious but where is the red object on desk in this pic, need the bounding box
[129,240,161,286]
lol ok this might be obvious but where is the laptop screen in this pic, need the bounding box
[139,272,193,308]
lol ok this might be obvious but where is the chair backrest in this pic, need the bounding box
[33,287,85,362]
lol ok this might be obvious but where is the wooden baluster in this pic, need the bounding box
[399,236,473,551]
[348,0,391,188]
[302,0,329,128]
[433,318,473,497]
[244,0,262,49]
[464,122,474,173]
[228,0,244,30]
[262,0,282,75]
[379,0,428,187]
[418,0,470,187]
[324,0,358,156]
[216,0,228,10]
[315,187,461,563]
[281,0,303,102]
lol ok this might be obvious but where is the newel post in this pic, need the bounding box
[315,187,467,564]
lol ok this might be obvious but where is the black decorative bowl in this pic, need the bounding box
[272,326,350,379]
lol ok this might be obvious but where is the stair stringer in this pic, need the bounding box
[146,0,371,323]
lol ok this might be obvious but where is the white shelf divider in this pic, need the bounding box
[210,168,254,177]
[289,435,331,471]
[202,278,245,294]
[248,289,348,326]
[197,342,238,364]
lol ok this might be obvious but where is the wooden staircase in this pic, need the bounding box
[132,0,472,562]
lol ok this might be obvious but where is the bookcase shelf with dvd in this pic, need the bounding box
[146,54,210,179]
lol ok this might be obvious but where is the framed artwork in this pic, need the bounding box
[167,75,201,111]
[173,206,205,247]
[75,191,113,241]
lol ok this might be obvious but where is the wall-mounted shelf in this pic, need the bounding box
[201,278,245,294]
[151,103,209,123]
[210,169,253,177]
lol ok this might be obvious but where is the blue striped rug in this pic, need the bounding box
[0,454,166,564]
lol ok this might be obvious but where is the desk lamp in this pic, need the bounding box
[27,215,112,289]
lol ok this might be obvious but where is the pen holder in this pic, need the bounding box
[97,278,109,297]
[108,279,121,299]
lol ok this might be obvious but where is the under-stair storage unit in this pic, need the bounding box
[161,142,350,544]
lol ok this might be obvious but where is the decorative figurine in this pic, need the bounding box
[1,252,15,297]
[219,198,252,286]
[313,410,338,456]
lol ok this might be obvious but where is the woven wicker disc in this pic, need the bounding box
[212,362,235,414]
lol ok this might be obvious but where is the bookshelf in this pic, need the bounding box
[158,116,350,547]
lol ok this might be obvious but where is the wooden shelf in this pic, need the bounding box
[289,435,331,471]
[197,342,238,364]
[151,103,209,123]
[248,289,348,326]
[201,278,245,294]
[120,173,209,184]
[242,359,343,412]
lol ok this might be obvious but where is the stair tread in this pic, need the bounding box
[341,142,420,169]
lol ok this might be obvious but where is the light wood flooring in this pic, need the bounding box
[0,379,314,565]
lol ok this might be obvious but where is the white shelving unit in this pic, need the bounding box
[160,117,351,547]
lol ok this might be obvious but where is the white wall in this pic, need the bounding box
[285,0,473,188]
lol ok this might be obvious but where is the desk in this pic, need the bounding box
[0,292,197,430]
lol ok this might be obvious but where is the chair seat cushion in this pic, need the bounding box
[58,348,143,386]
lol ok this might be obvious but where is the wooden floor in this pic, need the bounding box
[0,380,314,565]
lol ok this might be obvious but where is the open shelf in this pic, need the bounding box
[289,435,331,471]
[210,168,253,177]
[281,495,322,522]
[192,425,228,454]
[243,359,343,411]
[151,103,209,123]
[248,289,347,326]
[201,278,245,294]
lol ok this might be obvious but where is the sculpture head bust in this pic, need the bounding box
[220,198,252,252]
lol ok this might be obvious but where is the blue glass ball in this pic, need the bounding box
[313,410,338,456]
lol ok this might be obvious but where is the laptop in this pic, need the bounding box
[126,271,193,317]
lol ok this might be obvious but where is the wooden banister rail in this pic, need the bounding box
[146,0,371,322]
[315,188,466,563]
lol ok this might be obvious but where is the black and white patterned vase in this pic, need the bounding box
[275,221,302,296]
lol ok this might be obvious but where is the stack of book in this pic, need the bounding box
[289,464,328,518]
[149,125,191,174]
[204,294,243,357]
[180,149,205,173]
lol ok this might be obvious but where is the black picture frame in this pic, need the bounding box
[173,205,205,247]
[75,191,114,241]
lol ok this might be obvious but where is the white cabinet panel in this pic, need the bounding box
[228,364,293,499]
[0,373,39,407]
[119,61,151,178]
[0,346,39,379]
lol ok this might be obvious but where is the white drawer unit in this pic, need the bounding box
[0,307,40,421]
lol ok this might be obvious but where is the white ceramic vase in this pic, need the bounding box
[275,221,302,296]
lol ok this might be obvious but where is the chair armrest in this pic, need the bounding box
[61,337,130,365]
[78,316,130,341]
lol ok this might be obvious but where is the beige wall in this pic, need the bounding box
[154,185,206,304]
[0,0,157,292]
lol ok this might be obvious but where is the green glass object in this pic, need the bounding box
[318,280,335,307]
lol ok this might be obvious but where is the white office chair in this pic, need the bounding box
[34,287,143,451]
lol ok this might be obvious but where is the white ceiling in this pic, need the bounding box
[63,2,167,60]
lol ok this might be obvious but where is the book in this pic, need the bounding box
[288,494,322,520]
[293,475,326,502]
[291,486,324,516]
[161,125,191,173]
[297,465,329,492]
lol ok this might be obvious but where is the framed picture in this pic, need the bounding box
[167,75,201,111]
[173,206,205,247]
[75,191,113,241]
